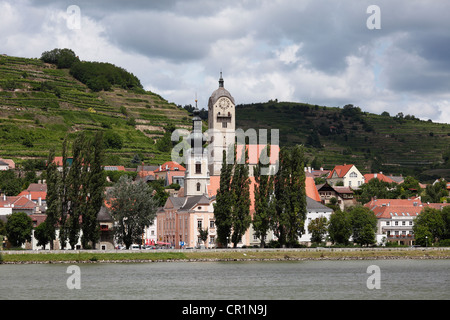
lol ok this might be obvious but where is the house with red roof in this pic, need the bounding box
[327,164,364,189]
[18,183,47,206]
[317,182,356,211]
[154,161,186,186]
[365,198,423,246]
[364,197,450,246]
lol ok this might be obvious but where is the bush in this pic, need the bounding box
[40,48,79,69]
[103,130,123,150]
[69,61,142,92]
[437,239,450,247]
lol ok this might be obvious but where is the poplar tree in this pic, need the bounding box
[252,145,275,248]
[59,138,70,249]
[230,147,251,248]
[67,133,84,249]
[80,131,105,249]
[272,145,307,247]
[213,149,233,247]
[45,148,60,250]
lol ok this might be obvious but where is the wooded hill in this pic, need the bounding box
[0,53,191,167]
[1,52,449,182]
[236,101,450,181]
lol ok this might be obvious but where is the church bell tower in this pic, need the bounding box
[184,100,209,196]
[208,72,236,176]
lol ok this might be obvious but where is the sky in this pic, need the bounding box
[1,0,450,124]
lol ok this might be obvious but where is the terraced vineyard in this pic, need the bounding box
[0,55,191,166]
[236,101,450,179]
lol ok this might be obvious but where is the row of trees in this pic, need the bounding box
[40,131,105,249]
[413,206,450,247]
[356,176,450,205]
[2,130,158,250]
[214,145,308,248]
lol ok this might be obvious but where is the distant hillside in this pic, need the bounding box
[0,54,192,167]
[236,101,450,181]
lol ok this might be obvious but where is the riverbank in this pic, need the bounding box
[1,247,449,264]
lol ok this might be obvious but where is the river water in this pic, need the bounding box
[0,259,448,300]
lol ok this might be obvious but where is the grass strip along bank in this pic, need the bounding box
[1,248,450,264]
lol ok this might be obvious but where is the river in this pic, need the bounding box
[0,259,448,300]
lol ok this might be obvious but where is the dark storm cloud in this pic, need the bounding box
[6,0,450,122]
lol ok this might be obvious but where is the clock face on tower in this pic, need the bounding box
[217,97,231,110]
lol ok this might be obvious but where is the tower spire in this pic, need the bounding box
[219,71,224,88]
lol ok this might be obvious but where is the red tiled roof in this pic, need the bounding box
[364,173,395,184]
[52,156,64,166]
[154,161,186,173]
[423,203,450,210]
[305,177,321,202]
[372,205,422,219]
[0,195,37,210]
[364,198,422,209]
[235,144,280,165]
[327,164,354,179]
[18,190,46,201]
[207,175,319,214]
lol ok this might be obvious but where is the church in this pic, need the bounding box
[156,74,331,248]
[157,73,261,248]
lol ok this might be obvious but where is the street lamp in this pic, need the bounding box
[425,236,428,247]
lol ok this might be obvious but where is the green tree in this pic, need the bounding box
[40,48,79,69]
[400,176,422,198]
[148,179,169,207]
[80,131,105,249]
[0,170,23,196]
[422,179,449,203]
[272,146,307,247]
[328,210,352,245]
[198,227,209,248]
[230,148,251,248]
[213,148,234,247]
[67,133,85,249]
[442,206,450,240]
[45,148,60,250]
[6,212,33,247]
[348,206,377,246]
[34,221,52,249]
[106,175,158,249]
[104,130,123,150]
[252,146,275,248]
[356,178,399,204]
[59,137,70,249]
[308,216,329,244]
[413,207,445,246]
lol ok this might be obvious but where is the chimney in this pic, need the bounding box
[38,197,42,206]
[374,173,377,178]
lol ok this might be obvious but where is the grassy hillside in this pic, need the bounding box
[236,101,450,180]
[0,54,191,166]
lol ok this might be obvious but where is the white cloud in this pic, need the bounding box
[1,0,449,124]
